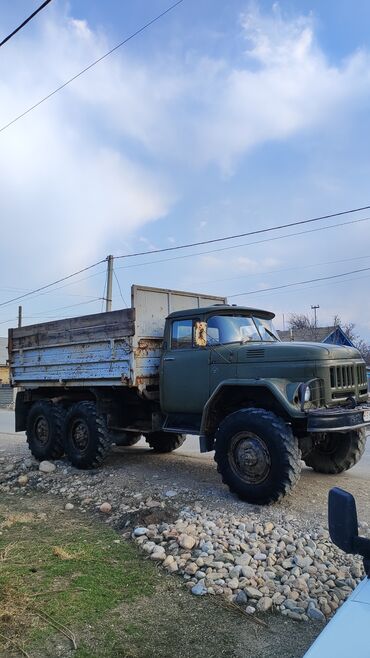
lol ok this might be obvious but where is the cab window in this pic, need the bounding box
[171,319,193,349]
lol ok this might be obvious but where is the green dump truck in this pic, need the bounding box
[8,285,370,505]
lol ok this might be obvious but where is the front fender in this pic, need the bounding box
[200,378,304,437]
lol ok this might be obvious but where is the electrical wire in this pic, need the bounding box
[196,253,370,287]
[0,259,105,309]
[229,264,370,298]
[113,270,128,308]
[0,0,53,48]
[115,205,370,259]
[22,297,102,320]
[115,216,370,271]
[0,0,185,134]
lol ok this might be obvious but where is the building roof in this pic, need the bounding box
[0,337,7,365]
[278,325,354,346]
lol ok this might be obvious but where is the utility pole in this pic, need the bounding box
[18,305,22,328]
[311,304,320,328]
[106,255,114,312]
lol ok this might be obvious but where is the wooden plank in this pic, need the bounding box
[11,309,135,349]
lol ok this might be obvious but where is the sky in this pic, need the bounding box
[1,0,370,339]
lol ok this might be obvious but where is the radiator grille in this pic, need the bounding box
[329,363,368,399]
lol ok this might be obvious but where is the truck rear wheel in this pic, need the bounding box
[214,408,301,505]
[64,401,111,469]
[26,400,65,461]
[303,429,366,474]
[146,432,186,453]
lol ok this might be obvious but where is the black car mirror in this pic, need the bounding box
[328,487,358,554]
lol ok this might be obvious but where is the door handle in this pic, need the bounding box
[164,357,175,361]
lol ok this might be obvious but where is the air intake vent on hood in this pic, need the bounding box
[246,349,265,358]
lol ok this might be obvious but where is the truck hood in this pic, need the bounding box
[237,341,361,363]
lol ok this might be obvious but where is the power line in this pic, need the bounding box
[22,297,102,320]
[0,0,185,134]
[0,259,105,309]
[113,270,129,308]
[1,207,368,314]
[196,253,370,287]
[115,216,370,271]
[115,205,370,259]
[229,264,370,298]
[0,0,53,48]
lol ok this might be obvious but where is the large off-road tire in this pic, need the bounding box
[145,432,186,453]
[303,429,366,474]
[214,408,302,505]
[64,401,111,469]
[111,431,141,447]
[26,400,65,461]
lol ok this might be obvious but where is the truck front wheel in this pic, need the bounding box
[64,401,111,469]
[145,432,186,453]
[26,400,65,461]
[214,408,301,505]
[303,429,366,474]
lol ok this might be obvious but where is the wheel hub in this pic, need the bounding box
[71,420,89,452]
[230,432,271,484]
[34,416,49,446]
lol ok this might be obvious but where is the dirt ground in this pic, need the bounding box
[0,493,322,658]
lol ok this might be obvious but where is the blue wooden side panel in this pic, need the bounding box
[11,339,132,384]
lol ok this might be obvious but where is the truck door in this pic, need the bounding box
[161,317,210,413]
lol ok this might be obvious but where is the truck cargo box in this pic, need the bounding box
[8,285,226,391]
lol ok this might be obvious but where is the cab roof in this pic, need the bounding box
[167,305,275,320]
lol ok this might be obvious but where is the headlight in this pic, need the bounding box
[298,383,311,404]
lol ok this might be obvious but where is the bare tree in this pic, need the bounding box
[332,315,370,365]
[288,313,317,339]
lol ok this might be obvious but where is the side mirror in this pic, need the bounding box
[328,487,358,554]
[328,487,370,576]
[194,321,207,348]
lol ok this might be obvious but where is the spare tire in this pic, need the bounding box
[145,432,186,453]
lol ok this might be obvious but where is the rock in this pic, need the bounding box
[185,562,198,575]
[151,548,166,561]
[235,554,252,566]
[294,555,313,569]
[4,464,15,473]
[191,582,207,596]
[165,490,177,497]
[134,527,149,537]
[178,534,196,550]
[307,604,326,622]
[234,591,248,606]
[264,522,274,534]
[257,597,273,612]
[65,503,74,510]
[244,586,263,599]
[241,565,255,579]
[39,461,56,474]
[254,552,267,561]
[166,561,179,573]
[99,502,112,514]
[245,606,256,614]
[18,475,28,486]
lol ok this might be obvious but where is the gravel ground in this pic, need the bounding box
[1,408,369,636]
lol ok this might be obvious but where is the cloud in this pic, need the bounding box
[0,9,173,283]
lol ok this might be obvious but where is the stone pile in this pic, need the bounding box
[133,507,365,621]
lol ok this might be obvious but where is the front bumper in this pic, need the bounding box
[307,403,370,433]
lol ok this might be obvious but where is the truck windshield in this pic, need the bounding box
[207,315,279,344]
